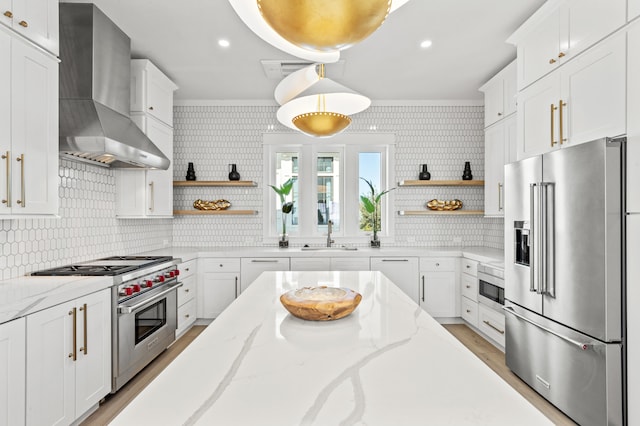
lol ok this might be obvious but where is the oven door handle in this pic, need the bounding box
[118,282,183,314]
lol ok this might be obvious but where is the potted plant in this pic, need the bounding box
[360,177,394,247]
[269,178,294,248]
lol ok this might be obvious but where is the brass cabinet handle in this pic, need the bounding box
[466,309,472,313]
[149,181,154,212]
[1,151,10,206]
[185,314,190,318]
[550,104,558,147]
[549,58,556,64]
[483,320,505,334]
[558,99,567,144]
[69,308,77,361]
[497,112,502,116]
[498,182,503,211]
[558,52,566,58]
[3,10,12,18]
[16,154,24,207]
[79,304,87,355]
[185,288,190,293]
[148,106,154,111]
[421,276,425,302]
[18,20,27,27]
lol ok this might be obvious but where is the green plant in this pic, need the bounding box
[269,178,294,241]
[359,177,394,242]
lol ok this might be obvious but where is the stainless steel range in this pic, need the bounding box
[33,255,182,392]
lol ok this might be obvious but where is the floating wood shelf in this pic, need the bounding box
[398,180,484,186]
[173,210,258,216]
[173,181,258,187]
[398,210,485,216]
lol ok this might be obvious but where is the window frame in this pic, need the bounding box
[263,133,396,246]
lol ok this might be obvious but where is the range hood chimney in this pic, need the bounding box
[59,3,170,169]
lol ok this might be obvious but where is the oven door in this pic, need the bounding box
[115,282,180,390]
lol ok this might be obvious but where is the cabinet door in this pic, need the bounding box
[370,257,419,303]
[478,304,506,347]
[420,271,456,318]
[146,66,175,126]
[115,169,147,217]
[631,0,640,22]
[74,290,111,417]
[484,122,505,216]
[290,257,330,271]
[200,272,239,319]
[502,61,517,117]
[330,257,370,271]
[482,76,504,128]
[26,300,76,426]
[144,117,173,217]
[240,258,289,293]
[504,113,518,164]
[178,273,196,307]
[0,317,25,426]
[516,71,560,160]
[627,215,640,426]
[11,39,58,215]
[11,0,58,55]
[0,29,10,215]
[0,1,11,29]
[560,33,626,147]
[629,22,640,213]
[517,6,562,89]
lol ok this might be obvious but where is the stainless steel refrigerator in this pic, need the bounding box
[504,137,626,426]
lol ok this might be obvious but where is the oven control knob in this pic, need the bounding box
[145,280,153,288]
[167,271,175,278]
[132,284,141,292]
[156,275,165,283]
[121,287,133,296]
[174,269,180,276]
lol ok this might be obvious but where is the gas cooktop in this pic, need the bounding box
[31,256,173,276]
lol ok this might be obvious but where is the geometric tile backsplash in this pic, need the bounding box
[0,103,504,280]
[173,103,504,250]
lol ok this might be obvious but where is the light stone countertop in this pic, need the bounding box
[111,270,549,426]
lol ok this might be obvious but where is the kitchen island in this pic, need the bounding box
[111,271,551,425]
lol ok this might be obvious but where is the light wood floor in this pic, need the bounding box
[83,324,574,425]
[443,323,576,425]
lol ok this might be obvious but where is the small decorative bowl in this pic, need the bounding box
[280,286,362,321]
[193,199,231,210]
[426,199,463,211]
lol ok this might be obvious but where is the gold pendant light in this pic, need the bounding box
[257,0,392,51]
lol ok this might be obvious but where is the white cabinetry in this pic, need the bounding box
[479,60,516,128]
[116,59,177,218]
[460,258,479,327]
[631,0,640,22]
[0,0,58,55]
[371,257,419,303]
[628,21,640,213]
[240,258,289,293]
[290,257,369,272]
[516,33,626,160]
[478,304,506,348]
[329,257,370,271]
[176,259,197,337]
[419,257,457,318]
[627,215,640,426]
[0,317,25,426]
[0,28,58,217]
[198,258,240,319]
[484,115,516,216]
[510,0,625,89]
[26,289,111,426]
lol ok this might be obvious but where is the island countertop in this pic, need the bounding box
[112,271,550,426]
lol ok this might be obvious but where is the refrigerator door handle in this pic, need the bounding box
[529,183,538,293]
[503,306,590,350]
[541,182,555,298]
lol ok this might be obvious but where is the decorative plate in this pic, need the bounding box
[426,199,463,211]
[193,199,231,210]
[280,286,362,321]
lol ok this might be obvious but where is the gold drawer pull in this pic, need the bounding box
[558,52,566,58]
[18,20,27,27]
[549,58,556,64]
[483,320,505,334]
[3,10,12,18]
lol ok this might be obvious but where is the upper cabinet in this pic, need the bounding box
[479,60,516,128]
[131,59,178,127]
[631,0,640,22]
[0,28,58,217]
[516,32,625,159]
[508,0,626,90]
[0,0,58,55]
[628,20,640,213]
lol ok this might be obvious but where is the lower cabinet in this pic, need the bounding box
[460,258,479,327]
[240,258,290,293]
[198,258,241,319]
[371,257,419,303]
[419,257,457,318]
[290,257,370,272]
[176,259,197,337]
[0,317,26,426]
[478,304,506,347]
[26,289,111,425]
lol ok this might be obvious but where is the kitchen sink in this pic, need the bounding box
[300,246,358,251]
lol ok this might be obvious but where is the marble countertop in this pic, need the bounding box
[112,271,549,426]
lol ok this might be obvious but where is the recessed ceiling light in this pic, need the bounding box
[420,39,433,49]
[218,39,230,48]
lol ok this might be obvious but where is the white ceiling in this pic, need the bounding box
[60,0,546,101]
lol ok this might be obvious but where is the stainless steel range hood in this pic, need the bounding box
[59,3,170,169]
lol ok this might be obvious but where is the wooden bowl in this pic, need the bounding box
[280,286,362,321]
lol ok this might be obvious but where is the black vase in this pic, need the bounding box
[228,164,240,181]
[186,162,196,181]
[419,164,431,180]
[462,161,473,180]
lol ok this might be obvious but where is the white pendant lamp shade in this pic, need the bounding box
[274,64,319,106]
[228,0,411,61]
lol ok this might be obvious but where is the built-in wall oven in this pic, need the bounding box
[477,262,505,312]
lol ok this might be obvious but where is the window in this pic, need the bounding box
[264,133,395,244]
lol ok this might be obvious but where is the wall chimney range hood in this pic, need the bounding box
[59,3,170,169]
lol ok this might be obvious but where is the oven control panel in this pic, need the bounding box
[117,266,180,302]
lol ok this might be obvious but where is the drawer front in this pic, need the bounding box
[461,258,478,277]
[461,296,478,328]
[461,273,478,301]
[290,258,331,271]
[176,298,196,336]
[331,257,370,271]
[478,304,506,347]
[178,274,196,306]
[178,259,197,279]
[199,258,240,273]
[420,257,455,272]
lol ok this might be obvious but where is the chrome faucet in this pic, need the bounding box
[327,220,334,247]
